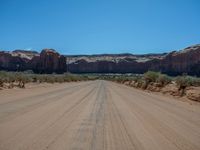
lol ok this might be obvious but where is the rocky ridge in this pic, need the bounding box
[0,44,200,76]
[0,49,66,73]
[67,44,200,76]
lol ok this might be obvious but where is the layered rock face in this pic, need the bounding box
[29,49,66,73]
[0,44,200,76]
[159,45,200,76]
[67,44,200,76]
[0,51,29,71]
[67,59,149,74]
[0,49,66,73]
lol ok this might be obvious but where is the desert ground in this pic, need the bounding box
[0,80,200,150]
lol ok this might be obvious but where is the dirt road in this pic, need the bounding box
[0,80,200,150]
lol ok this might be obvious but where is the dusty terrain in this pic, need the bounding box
[123,80,200,102]
[0,80,200,150]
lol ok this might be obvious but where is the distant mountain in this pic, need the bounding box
[0,44,200,76]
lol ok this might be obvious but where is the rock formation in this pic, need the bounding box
[0,49,66,73]
[67,44,200,76]
[0,51,28,71]
[29,49,66,73]
[0,44,200,76]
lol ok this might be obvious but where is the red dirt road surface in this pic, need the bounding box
[0,80,200,150]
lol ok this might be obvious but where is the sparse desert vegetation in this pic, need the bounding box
[0,71,93,89]
[0,71,200,102]
[102,71,200,102]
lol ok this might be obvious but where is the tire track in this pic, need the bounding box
[106,87,144,150]
[0,82,97,149]
[110,82,200,150]
[70,81,106,150]
[0,80,200,150]
[0,82,95,123]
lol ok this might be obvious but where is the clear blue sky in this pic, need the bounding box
[0,0,200,54]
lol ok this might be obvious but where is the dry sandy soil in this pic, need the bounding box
[0,80,200,150]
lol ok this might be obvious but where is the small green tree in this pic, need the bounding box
[157,74,172,86]
[144,71,160,82]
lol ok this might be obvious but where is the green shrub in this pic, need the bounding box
[0,71,98,89]
[156,74,172,86]
[55,76,65,83]
[45,75,56,83]
[144,71,160,82]
[0,71,5,87]
[176,76,200,87]
[136,79,143,88]
[187,76,200,86]
[0,71,17,87]
[15,73,30,88]
[0,77,3,87]
[141,80,149,89]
